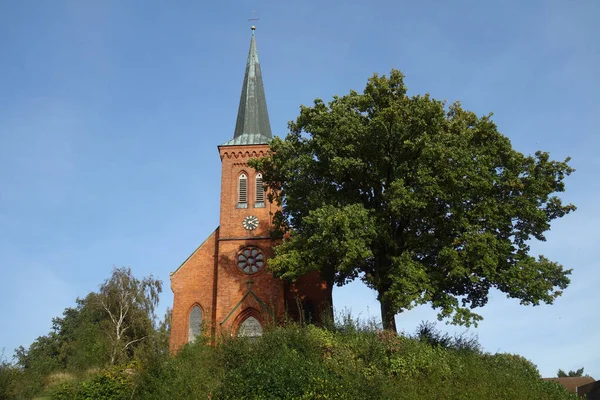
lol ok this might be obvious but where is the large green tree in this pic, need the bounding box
[14,294,110,374]
[15,268,164,372]
[250,69,575,331]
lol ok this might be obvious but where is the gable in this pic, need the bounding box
[171,227,218,277]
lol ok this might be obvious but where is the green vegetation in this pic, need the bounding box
[0,70,578,399]
[557,367,588,377]
[1,315,578,399]
[97,267,162,365]
[250,69,575,330]
[0,267,167,400]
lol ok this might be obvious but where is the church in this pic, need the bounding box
[169,27,330,352]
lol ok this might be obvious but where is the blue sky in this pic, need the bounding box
[1,0,598,378]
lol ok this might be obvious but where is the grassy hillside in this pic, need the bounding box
[3,319,576,400]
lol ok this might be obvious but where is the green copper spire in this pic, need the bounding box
[222,26,272,146]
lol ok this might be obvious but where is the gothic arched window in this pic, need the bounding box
[255,173,265,208]
[237,173,248,208]
[238,316,263,338]
[188,305,203,343]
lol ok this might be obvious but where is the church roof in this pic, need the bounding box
[542,377,596,394]
[222,27,272,146]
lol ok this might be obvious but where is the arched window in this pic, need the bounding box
[255,173,265,208]
[238,316,263,339]
[237,173,248,208]
[188,305,202,343]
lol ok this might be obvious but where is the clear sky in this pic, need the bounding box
[1,0,598,378]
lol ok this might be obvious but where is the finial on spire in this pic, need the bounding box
[221,19,272,146]
[248,10,259,30]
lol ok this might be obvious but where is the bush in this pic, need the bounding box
[0,353,19,400]
[134,336,223,400]
[413,321,481,352]
[46,365,135,400]
[137,320,576,400]
[217,325,344,399]
[5,321,579,400]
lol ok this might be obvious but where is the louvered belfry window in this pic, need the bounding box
[188,305,202,343]
[255,173,265,208]
[238,173,248,208]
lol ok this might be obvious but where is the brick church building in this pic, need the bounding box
[169,27,330,352]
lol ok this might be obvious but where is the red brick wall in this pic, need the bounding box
[218,144,274,239]
[170,143,330,353]
[214,239,284,336]
[215,144,286,335]
[285,271,333,324]
[170,229,218,352]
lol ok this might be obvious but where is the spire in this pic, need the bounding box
[222,26,272,146]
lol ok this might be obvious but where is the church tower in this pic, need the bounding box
[169,27,330,352]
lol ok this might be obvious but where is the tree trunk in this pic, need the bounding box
[321,280,334,325]
[380,298,397,332]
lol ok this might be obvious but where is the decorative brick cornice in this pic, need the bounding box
[218,236,271,241]
[219,148,268,160]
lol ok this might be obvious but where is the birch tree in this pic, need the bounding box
[98,267,162,365]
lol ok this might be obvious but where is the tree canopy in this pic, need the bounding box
[250,69,575,330]
[557,368,586,378]
[14,267,164,374]
[14,293,110,376]
[98,267,162,365]
[4,267,168,398]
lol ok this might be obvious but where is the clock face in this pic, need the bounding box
[242,215,259,230]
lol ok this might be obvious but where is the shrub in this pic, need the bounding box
[0,353,20,400]
[217,325,340,399]
[7,320,579,400]
[134,336,223,400]
[46,365,135,400]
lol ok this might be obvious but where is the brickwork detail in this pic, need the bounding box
[169,144,331,353]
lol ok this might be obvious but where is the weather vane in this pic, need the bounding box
[248,10,259,29]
